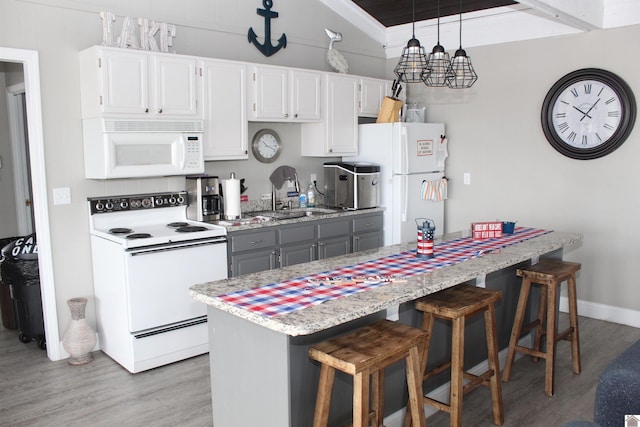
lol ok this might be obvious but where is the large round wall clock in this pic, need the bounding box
[251,129,281,163]
[541,68,636,160]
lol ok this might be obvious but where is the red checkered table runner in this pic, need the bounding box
[217,227,551,317]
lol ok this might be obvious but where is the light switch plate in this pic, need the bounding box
[53,187,71,205]
[464,173,471,185]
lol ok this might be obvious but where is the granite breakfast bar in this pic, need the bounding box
[190,229,582,427]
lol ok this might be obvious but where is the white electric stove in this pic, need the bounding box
[87,191,227,373]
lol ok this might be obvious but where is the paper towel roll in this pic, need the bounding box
[223,178,241,219]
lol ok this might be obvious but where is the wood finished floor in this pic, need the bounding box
[1,314,639,427]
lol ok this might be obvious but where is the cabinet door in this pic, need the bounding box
[353,231,383,252]
[326,74,358,155]
[250,65,288,120]
[280,243,316,267]
[100,49,149,115]
[153,54,198,117]
[291,70,321,121]
[230,249,277,277]
[359,78,386,117]
[202,59,248,160]
[317,237,350,260]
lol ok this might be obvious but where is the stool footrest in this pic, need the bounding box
[423,361,452,382]
[515,345,547,359]
[463,370,496,394]
[521,319,542,335]
[423,396,452,413]
[556,327,574,343]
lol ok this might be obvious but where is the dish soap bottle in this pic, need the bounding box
[299,191,307,208]
[307,183,316,208]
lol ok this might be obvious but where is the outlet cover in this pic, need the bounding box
[53,187,71,205]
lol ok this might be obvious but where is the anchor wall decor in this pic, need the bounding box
[248,0,287,57]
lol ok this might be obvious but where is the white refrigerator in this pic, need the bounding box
[344,122,447,246]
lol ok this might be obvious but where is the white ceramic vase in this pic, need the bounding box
[62,297,96,365]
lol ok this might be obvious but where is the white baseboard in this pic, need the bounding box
[560,296,640,328]
[383,336,532,427]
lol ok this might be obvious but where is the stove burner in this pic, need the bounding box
[167,222,189,228]
[175,226,208,233]
[127,233,153,239]
[109,227,133,235]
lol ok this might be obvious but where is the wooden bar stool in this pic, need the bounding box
[406,284,504,427]
[308,319,429,427]
[502,259,581,397]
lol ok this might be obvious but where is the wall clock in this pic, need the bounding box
[541,68,636,160]
[251,129,281,163]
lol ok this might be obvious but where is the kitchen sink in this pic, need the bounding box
[248,207,342,220]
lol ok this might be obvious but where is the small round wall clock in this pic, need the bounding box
[251,129,281,163]
[541,68,636,160]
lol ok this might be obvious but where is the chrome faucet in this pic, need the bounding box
[272,184,276,210]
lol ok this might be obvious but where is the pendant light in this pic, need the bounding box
[424,0,454,87]
[394,0,429,83]
[447,0,478,88]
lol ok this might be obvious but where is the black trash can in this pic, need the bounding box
[0,234,45,349]
[0,236,20,330]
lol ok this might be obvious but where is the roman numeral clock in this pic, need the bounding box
[541,68,636,159]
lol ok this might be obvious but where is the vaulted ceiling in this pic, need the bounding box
[319,0,640,58]
[350,0,517,27]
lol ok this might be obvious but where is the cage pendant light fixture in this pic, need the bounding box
[447,0,478,88]
[424,0,454,87]
[394,0,429,83]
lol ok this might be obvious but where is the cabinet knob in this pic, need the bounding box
[284,113,289,118]
[145,108,149,113]
[157,108,163,113]
[294,113,298,118]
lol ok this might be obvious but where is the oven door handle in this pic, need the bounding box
[126,236,227,256]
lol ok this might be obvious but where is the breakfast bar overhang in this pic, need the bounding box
[190,229,583,426]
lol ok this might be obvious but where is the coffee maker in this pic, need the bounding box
[186,175,221,221]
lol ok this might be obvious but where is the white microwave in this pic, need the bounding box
[82,118,205,179]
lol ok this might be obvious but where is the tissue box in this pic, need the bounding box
[471,222,502,240]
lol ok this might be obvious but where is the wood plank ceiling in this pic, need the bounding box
[350,0,517,27]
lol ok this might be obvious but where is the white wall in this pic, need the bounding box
[406,24,640,315]
[0,0,386,338]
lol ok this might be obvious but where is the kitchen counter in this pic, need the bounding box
[191,229,582,336]
[210,206,385,232]
[190,229,582,427]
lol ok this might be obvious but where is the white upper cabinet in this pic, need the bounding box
[79,46,199,119]
[301,73,358,157]
[200,59,248,160]
[248,65,321,122]
[359,77,389,118]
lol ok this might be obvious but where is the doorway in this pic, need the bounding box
[0,48,59,361]
[6,83,35,235]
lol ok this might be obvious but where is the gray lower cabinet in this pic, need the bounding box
[317,218,351,260]
[228,211,382,277]
[278,223,317,268]
[317,236,350,259]
[230,249,277,276]
[352,214,384,252]
[352,231,382,252]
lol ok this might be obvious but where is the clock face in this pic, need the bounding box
[542,69,636,160]
[251,129,281,163]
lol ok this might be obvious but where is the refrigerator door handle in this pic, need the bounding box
[401,127,409,175]
[401,174,408,222]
